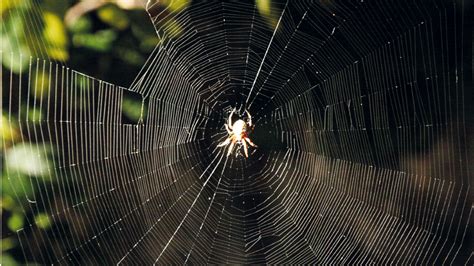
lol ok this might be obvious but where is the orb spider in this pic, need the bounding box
[217,108,257,157]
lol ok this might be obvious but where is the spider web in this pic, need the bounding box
[1,0,473,264]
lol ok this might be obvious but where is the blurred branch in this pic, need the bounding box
[65,0,106,26]
[115,0,146,10]
[65,0,145,27]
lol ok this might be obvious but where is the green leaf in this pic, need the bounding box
[43,11,69,61]
[159,0,190,13]
[73,30,117,52]
[31,70,50,101]
[0,47,31,73]
[34,213,52,229]
[0,253,20,266]
[122,97,144,121]
[1,195,15,211]
[1,237,16,251]
[98,4,130,30]
[0,112,21,149]
[1,172,36,205]
[0,9,31,73]
[256,0,278,28]
[256,0,271,17]
[5,143,52,179]
[26,106,44,123]
[7,212,24,231]
[68,16,92,33]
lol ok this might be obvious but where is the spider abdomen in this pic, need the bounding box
[232,120,246,140]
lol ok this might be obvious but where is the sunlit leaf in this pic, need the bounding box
[26,106,44,123]
[0,113,20,149]
[159,0,190,13]
[47,47,69,61]
[163,19,183,38]
[256,0,278,28]
[122,97,144,121]
[98,4,130,30]
[32,70,50,101]
[0,253,19,266]
[0,195,15,211]
[68,16,92,33]
[73,30,117,52]
[256,0,271,17]
[7,212,24,231]
[0,10,31,73]
[1,0,13,14]
[43,12,67,46]
[5,143,52,178]
[43,11,69,61]
[1,172,36,203]
[34,213,52,229]
[0,237,16,251]
[0,47,31,73]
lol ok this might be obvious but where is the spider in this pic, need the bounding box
[217,108,257,157]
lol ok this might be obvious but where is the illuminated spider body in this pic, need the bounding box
[218,109,257,157]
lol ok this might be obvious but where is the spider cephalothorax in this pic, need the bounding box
[217,108,257,157]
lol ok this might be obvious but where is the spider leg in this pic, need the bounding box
[227,137,236,157]
[217,137,231,147]
[228,108,235,129]
[245,110,252,127]
[244,137,257,147]
[242,138,249,158]
[225,124,232,135]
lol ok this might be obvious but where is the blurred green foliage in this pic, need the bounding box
[0,0,278,264]
[1,1,157,264]
[257,0,277,27]
[122,96,144,122]
[98,4,130,30]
